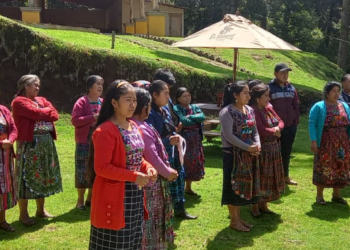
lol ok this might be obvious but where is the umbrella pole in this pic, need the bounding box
[233,48,238,82]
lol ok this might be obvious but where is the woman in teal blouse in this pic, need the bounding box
[174,87,206,195]
[309,81,350,205]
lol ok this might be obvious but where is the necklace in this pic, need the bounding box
[232,104,245,114]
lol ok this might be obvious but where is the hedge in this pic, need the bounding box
[0,15,321,113]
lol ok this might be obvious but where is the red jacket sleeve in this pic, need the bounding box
[93,126,138,182]
[71,97,94,127]
[254,109,276,137]
[41,97,59,121]
[0,107,18,145]
[140,158,154,174]
[5,108,17,143]
[269,106,284,130]
[12,97,58,122]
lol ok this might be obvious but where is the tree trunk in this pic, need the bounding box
[338,0,350,71]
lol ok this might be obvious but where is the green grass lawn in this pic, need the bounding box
[30,28,230,78]
[29,28,343,93]
[1,114,350,249]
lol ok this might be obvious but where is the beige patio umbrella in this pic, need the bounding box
[172,14,301,81]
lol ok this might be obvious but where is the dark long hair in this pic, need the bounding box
[87,80,133,183]
[222,81,249,107]
[153,68,176,86]
[249,83,269,106]
[149,80,168,110]
[248,79,264,91]
[134,87,151,116]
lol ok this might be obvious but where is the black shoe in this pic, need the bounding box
[175,210,198,220]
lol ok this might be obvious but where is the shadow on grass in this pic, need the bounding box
[278,185,297,199]
[206,208,283,249]
[341,186,350,198]
[152,50,231,75]
[203,141,223,170]
[305,202,350,222]
[0,207,90,240]
[172,194,203,234]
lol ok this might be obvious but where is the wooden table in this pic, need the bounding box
[197,103,221,117]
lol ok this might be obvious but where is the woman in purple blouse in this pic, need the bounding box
[131,87,178,250]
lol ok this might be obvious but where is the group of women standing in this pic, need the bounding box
[220,79,350,233]
[2,71,348,248]
[70,69,206,249]
[220,80,286,232]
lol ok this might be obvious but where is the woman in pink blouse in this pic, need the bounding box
[0,105,17,232]
[71,75,104,210]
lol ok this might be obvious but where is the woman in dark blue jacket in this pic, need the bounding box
[146,80,197,220]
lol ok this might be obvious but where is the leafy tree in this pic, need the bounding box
[338,0,350,71]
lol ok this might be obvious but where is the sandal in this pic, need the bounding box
[0,221,15,232]
[185,190,198,196]
[250,210,262,218]
[285,178,298,185]
[19,217,36,227]
[36,211,55,218]
[230,222,250,232]
[316,198,326,205]
[331,196,348,205]
[240,220,253,229]
[76,205,87,210]
[259,207,276,214]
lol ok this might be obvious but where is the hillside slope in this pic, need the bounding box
[0,15,344,111]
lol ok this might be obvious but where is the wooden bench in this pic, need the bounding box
[203,131,221,142]
[203,119,220,131]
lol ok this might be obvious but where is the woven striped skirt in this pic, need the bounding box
[182,129,205,181]
[0,148,16,211]
[75,143,92,188]
[259,137,285,201]
[142,177,174,250]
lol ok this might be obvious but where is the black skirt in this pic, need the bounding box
[221,148,260,206]
[89,182,144,250]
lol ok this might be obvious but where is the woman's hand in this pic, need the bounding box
[273,127,281,137]
[311,141,318,153]
[169,135,180,145]
[147,168,158,182]
[247,144,259,154]
[135,173,150,188]
[168,169,178,181]
[176,122,183,133]
[1,139,13,150]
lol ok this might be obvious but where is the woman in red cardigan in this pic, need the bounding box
[0,105,18,232]
[71,75,104,210]
[88,80,157,250]
[12,75,62,226]
[249,83,285,217]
